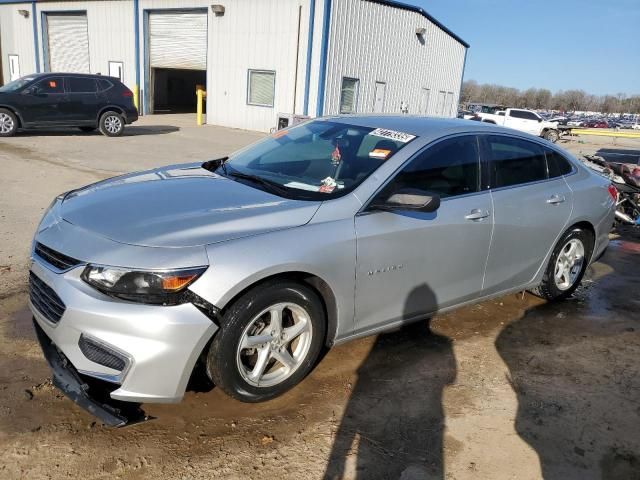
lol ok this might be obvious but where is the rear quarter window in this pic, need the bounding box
[98,79,113,91]
[545,148,574,177]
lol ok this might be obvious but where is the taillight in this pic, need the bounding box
[607,184,618,201]
[122,89,133,98]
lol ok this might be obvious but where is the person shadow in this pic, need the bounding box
[495,238,640,480]
[324,284,456,480]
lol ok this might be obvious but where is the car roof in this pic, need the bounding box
[25,72,118,81]
[323,114,526,141]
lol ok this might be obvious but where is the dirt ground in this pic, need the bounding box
[0,118,639,479]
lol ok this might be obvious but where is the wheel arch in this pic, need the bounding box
[215,271,339,348]
[97,105,125,123]
[0,105,24,127]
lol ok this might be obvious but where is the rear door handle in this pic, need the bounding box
[465,209,490,221]
[546,194,566,205]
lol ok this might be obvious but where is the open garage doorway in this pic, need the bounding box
[151,68,206,113]
[146,10,207,114]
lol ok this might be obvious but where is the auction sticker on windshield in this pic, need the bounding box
[369,128,416,143]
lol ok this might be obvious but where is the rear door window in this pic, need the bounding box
[66,77,98,94]
[486,135,548,188]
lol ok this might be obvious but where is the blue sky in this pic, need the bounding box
[416,0,640,95]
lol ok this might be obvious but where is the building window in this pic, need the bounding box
[247,70,276,107]
[340,77,359,114]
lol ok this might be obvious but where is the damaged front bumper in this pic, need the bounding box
[34,319,145,427]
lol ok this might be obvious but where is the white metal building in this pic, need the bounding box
[0,0,468,132]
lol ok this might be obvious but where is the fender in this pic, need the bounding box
[0,104,25,127]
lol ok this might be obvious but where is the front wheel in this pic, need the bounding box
[530,227,593,301]
[99,111,124,137]
[206,281,326,402]
[0,108,18,137]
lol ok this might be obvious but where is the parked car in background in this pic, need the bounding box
[567,119,585,127]
[0,73,138,137]
[585,120,608,129]
[29,116,615,425]
[473,107,561,142]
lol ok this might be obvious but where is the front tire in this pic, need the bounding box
[0,108,18,137]
[206,281,326,402]
[99,111,124,137]
[530,227,593,301]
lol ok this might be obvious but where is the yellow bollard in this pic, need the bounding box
[133,85,139,112]
[196,86,206,126]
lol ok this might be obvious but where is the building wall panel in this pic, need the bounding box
[0,3,37,83]
[323,0,465,118]
[205,0,311,132]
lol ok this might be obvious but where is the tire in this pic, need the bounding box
[0,108,18,137]
[206,281,326,402]
[544,129,559,143]
[98,111,124,137]
[530,227,593,301]
[79,126,97,133]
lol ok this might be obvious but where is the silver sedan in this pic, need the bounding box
[29,116,615,425]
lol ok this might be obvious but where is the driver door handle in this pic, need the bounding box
[546,194,566,205]
[465,209,490,221]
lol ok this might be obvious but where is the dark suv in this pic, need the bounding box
[0,73,138,137]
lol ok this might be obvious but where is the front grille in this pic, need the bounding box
[29,272,66,324]
[34,242,82,271]
[78,335,127,372]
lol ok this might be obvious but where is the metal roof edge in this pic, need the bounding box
[364,0,470,48]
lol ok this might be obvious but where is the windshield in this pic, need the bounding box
[223,120,416,200]
[0,76,36,93]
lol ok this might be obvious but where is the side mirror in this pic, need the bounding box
[371,188,440,213]
[538,118,543,123]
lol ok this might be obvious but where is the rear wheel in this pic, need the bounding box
[99,111,124,137]
[544,129,559,143]
[530,227,593,301]
[0,108,18,137]
[206,281,326,402]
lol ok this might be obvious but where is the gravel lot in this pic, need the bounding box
[0,117,638,479]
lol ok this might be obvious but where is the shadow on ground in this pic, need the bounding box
[496,233,640,480]
[324,284,455,479]
[13,125,179,137]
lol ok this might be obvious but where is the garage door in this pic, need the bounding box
[46,13,90,73]
[149,12,207,70]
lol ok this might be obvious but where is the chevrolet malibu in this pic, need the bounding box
[30,117,616,425]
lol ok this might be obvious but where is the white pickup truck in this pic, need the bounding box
[474,108,560,142]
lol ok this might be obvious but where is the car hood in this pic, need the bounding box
[59,163,322,248]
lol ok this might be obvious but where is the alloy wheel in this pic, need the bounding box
[0,112,15,134]
[554,238,585,291]
[236,302,313,387]
[104,115,122,134]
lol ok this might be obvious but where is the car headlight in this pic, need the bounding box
[81,265,208,305]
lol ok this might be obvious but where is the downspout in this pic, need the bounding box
[315,0,331,117]
[31,1,40,72]
[292,5,302,114]
[302,0,315,116]
[133,0,140,112]
[456,47,468,112]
